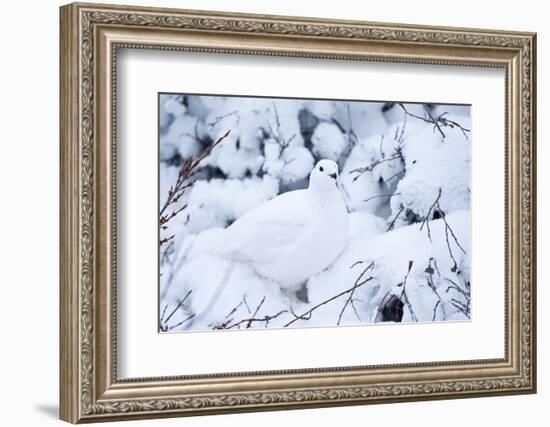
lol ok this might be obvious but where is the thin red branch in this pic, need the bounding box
[159,130,231,245]
[159,129,231,220]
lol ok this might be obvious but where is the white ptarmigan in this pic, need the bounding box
[213,159,349,291]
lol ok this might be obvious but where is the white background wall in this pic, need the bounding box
[0,0,546,425]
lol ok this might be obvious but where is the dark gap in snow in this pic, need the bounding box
[280,176,309,193]
[204,165,227,180]
[405,208,421,225]
[164,152,183,167]
[381,102,395,112]
[197,134,214,150]
[298,108,318,156]
[380,295,404,322]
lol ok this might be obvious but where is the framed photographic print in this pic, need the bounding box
[60,2,537,423]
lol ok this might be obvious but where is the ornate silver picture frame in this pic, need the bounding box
[60,2,536,423]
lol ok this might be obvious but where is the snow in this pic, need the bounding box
[262,141,314,184]
[161,210,470,330]
[163,114,203,159]
[332,101,388,139]
[305,99,335,121]
[311,122,347,161]
[390,109,470,227]
[162,94,187,116]
[185,176,280,233]
[158,94,471,332]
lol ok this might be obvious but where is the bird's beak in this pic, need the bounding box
[329,173,337,180]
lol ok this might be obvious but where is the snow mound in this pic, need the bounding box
[161,210,470,331]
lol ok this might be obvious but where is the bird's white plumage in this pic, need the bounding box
[210,159,349,290]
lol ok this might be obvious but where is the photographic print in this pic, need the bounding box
[60,5,536,420]
[159,93,471,333]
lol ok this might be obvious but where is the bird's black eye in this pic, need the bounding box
[319,166,324,172]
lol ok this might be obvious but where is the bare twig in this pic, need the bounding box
[450,299,469,317]
[420,188,442,240]
[420,189,467,272]
[345,103,360,145]
[284,276,375,327]
[208,110,239,128]
[445,278,469,299]
[432,300,441,322]
[160,290,194,331]
[242,295,252,314]
[349,155,401,182]
[273,102,282,129]
[289,306,312,322]
[160,234,175,247]
[385,169,405,184]
[431,257,441,277]
[443,221,460,272]
[425,258,447,321]
[159,129,231,233]
[337,261,375,325]
[263,102,297,149]
[398,103,470,139]
[445,278,471,317]
[400,260,418,322]
[350,116,406,183]
[395,111,407,143]
[436,201,467,255]
[168,314,196,330]
[160,304,168,323]
[160,240,175,266]
[211,295,291,330]
[247,297,266,328]
[379,134,385,158]
[162,290,192,325]
[224,297,248,320]
[216,309,289,330]
[387,205,405,232]
[451,298,468,311]
[431,200,466,272]
[349,299,363,321]
[363,192,401,204]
